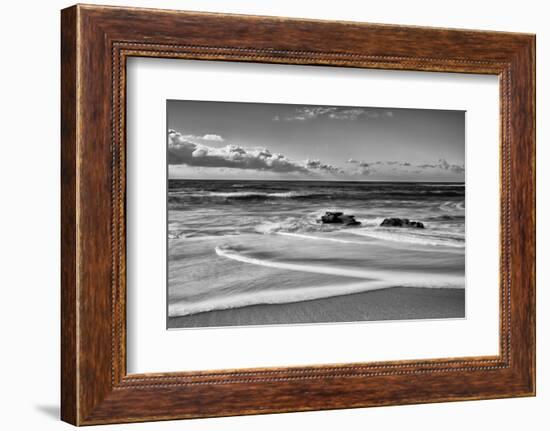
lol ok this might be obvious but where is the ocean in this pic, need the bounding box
[167,180,465,326]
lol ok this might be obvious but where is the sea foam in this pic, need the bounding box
[347,229,465,248]
[169,245,464,316]
[215,245,463,285]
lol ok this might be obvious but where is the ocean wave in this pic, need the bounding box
[169,233,242,241]
[439,201,465,212]
[168,189,465,203]
[347,229,464,248]
[169,279,394,316]
[275,231,372,245]
[275,231,464,253]
[215,246,464,285]
[167,245,464,316]
[253,213,464,250]
[254,212,384,235]
[427,214,465,221]
[171,190,329,200]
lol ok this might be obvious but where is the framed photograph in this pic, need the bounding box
[165,101,467,329]
[61,4,535,425]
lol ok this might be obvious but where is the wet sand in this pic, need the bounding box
[168,286,465,329]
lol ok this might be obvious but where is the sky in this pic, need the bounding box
[167,100,465,182]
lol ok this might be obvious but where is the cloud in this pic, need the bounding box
[291,107,336,121]
[328,108,367,120]
[437,158,464,174]
[305,159,344,175]
[449,165,465,174]
[438,158,450,170]
[276,107,394,122]
[444,163,464,174]
[346,159,375,176]
[168,129,342,175]
[349,160,409,168]
[345,158,464,177]
[416,158,464,174]
[168,129,225,144]
[202,134,224,142]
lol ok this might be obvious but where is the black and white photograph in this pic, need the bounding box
[167,100,466,329]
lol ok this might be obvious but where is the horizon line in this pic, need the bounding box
[168,178,465,184]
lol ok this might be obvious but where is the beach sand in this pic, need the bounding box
[168,286,465,329]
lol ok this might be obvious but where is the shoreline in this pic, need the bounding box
[168,286,465,329]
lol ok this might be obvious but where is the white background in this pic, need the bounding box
[0,0,547,430]
[127,59,499,373]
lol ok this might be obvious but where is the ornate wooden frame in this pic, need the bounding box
[61,4,535,425]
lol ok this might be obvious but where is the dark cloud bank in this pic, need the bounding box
[168,129,464,180]
[168,129,340,175]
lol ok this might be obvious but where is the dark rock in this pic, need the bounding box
[380,218,403,227]
[320,211,361,226]
[320,211,343,223]
[339,215,361,226]
[380,218,424,228]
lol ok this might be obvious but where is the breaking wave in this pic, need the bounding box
[166,245,467,316]
[347,229,465,248]
[169,189,465,204]
[214,246,463,286]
